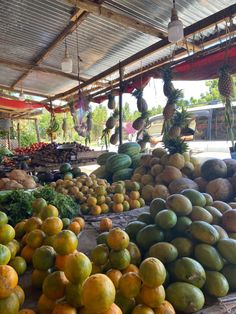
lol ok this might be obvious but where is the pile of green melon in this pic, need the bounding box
[124,189,236,313]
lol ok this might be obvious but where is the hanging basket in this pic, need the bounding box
[0,119,11,132]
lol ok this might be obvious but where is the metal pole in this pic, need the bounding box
[119,63,124,145]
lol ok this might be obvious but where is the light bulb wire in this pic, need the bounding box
[76,24,81,89]
[173,0,176,8]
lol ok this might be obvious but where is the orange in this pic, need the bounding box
[127,242,142,266]
[106,269,122,289]
[0,244,11,265]
[129,200,141,209]
[21,245,35,264]
[115,292,136,314]
[118,272,142,298]
[32,198,47,214]
[129,191,140,200]
[109,249,131,270]
[107,228,129,251]
[95,186,106,196]
[90,205,102,216]
[91,262,102,275]
[68,221,81,235]
[24,217,42,233]
[87,196,97,207]
[32,269,50,289]
[21,233,28,246]
[154,300,176,314]
[122,264,139,274]
[42,271,68,300]
[112,203,124,213]
[14,284,25,306]
[0,224,15,244]
[37,294,56,313]
[100,218,112,232]
[53,230,78,255]
[72,217,85,230]
[52,303,77,314]
[97,195,106,205]
[81,303,122,314]
[41,217,63,236]
[18,309,36,314]
[40,204,59,220]
[32,245,56,271]
[0,265,18,298]
[65,282,83,308]
[14,221,26,239]
[113,193,125,203]
[140,284,165,308]
[55,253,74,271]
[139,257,166,288]
[0,292,19,314]
[62,218,71,229]
[123,201,130,211]
[132,304,154,314]
[26,229,46,249]
[64,252,92,284]
[82,274,116,313]
[9,256,27,275]
[0,211,8,226]
[43,235,56,246]
[139,198,145,207]
[12,239,20,254]
[6,241,17,260]
[91,244,109,266]
[101,203,109,213]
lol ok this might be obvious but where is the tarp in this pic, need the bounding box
[0,97,44,110]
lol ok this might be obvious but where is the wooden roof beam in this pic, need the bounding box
[0,84,50,99]
[10,9,89,89]
[51,3,236,101]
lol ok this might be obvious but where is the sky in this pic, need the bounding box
[122,78,209,112]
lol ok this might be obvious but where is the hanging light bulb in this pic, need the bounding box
[168,0,184,43]
[61,38,73,73]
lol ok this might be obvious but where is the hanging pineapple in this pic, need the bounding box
[168,108,192,138]
[137,130,151,151]
[162,67,175,97]
[133,89,148,113]
[218,65,235,151]
[107,92,116,110]
[163,89,182,120]
[110,127,119,145]
[105,109,119,130]
[132,111,149,131]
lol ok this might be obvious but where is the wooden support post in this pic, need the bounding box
[17,121,21,148]
[7,131,11,150]
[35,119,40,143]
[119,63,124,146]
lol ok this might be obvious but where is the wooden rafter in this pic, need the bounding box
[50,3,236,101]
[10,9,89,89]
[0,84,49,99]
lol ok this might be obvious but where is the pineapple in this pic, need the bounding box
[110,127,119,145]
[163,136,189,155]
[133,89,148,113]
[162,67,174,97]
[106,109,119,129]
[169,109,192,138]
[218,65,234,98]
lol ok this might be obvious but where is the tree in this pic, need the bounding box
[90,105,108,141]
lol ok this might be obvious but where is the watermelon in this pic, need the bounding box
[118,142,141,158]
[105,154,132,173]
[60,163,72,174]
[97,152,117,165]
[112,168,133,182]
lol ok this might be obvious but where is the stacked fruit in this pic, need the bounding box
[124,189,236,313]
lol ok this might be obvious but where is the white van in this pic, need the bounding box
[148,102,236,159]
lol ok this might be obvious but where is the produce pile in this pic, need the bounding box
[0,169,37,190]
[14,142,48,155]
[119,190,236,313]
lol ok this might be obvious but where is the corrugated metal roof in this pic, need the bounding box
[0,0,235,97]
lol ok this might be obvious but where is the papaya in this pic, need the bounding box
[171,237,194,257]
[181,189,206,207]
[217,239,236,264]
[205,206,222,225]
[172,257,206,288]
[204,271,229,297]
[221,264,236,291]
[189,221,219,245]
[166,194,192,216]
[166,282,205,313]
[136,225,164,252]
[194,244,224,271]
[125,222,146,241]
[149,198,166,219]
[190,206,213,223]
[149,242,178,264]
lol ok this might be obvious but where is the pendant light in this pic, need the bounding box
[168,0,184,43]
[61,38,73,73]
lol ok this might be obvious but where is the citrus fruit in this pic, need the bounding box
[26,229,46,249]
[90,205,102,215]
[109,249,131,270]
[107,228,129,251]
[91,244,109,266]
[0,265,18,298]
[68,222,81,235]
[140,284,165,308]
[106,269,122,289]
[65,282,83,308]
[101,203,109,213]
[32,269,50,289]
[95,185,106,196]
[52,303,77,314]
[82,274,116,313]
[14,284,25,306]
[53,230,78,255]
[0,211,8,226]
[127,242,141,266]
[41,217,63,236]
[42,271,68,300]
[132,304,154,314]
[40,205,59,220]
[6,241,17,260]
[112,203,124,213]
[32,198,47,213]
[24,217,42,233]
[0,224,15,244]
[18,309,36,314]
[100,218,113,232]
[14,221,26,239]
[43,235,55,246]
[97,232,109,245]
[21,245,35,264]
[123,201,130,211]
[122,264,139,274]
[91,262,102,274]
[32,245,56,271]
[139,257,166,288]
[0,244,11,265]
[55,253,74,271]
[37,294,56,314]
[73,217,85,230]
[0,291,19,314]
[118,272,142,298]
[9,256,27,275]
[154,300,176,314]
[115,291,136,314]
[64,252,92,284]
[62,218,71,229]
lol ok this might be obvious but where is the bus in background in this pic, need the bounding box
[148,102,236,159]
